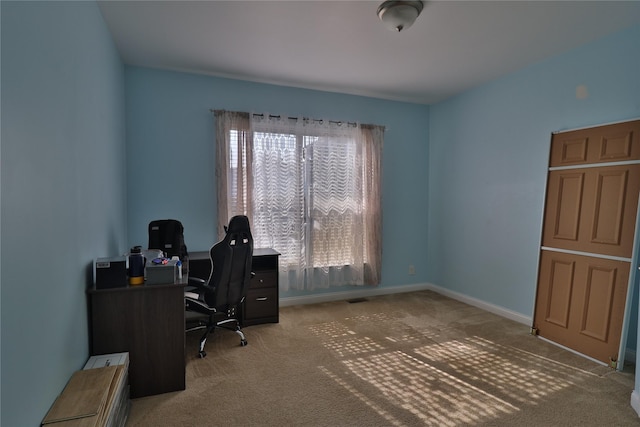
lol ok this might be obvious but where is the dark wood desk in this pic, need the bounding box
[88,283,185,398]
[88,248,279,398]
[243,248,280,326]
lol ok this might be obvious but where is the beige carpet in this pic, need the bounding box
[126,290,639,426]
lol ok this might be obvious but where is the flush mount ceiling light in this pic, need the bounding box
[377,1,424,32]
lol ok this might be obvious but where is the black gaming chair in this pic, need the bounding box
[184,215,254,358]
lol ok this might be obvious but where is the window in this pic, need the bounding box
[215,111,383,291]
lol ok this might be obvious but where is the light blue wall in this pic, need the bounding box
[427,24,640,317]
[125,67,430,297]
[1,2,126,426]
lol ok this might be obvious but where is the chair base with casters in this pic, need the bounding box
[185,289,247,358]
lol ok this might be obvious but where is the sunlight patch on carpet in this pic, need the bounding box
[308,321,357,339]
[322,335,386,358]
[415,336,584,403]
[319,365,408,426]
[306,308,605,425]
[320,349,517,426]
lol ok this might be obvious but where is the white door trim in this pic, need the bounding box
[540,246,632,263]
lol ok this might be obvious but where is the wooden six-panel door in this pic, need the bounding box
[533,120,640,366]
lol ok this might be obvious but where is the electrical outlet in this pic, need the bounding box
[408,264,415,275]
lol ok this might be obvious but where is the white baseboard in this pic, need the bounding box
[631,390,640,417]
[424,283,532,325]
[279,282,532,326]
[279,283,433,307]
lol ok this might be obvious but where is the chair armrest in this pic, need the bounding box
[187,276,214,293]
[185,291,200,300]
[188,276,207,287]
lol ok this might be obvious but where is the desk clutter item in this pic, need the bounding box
[41,353,129,427]
[145,258,179,285]
[94,253,181,289]
[94,257,127,290]
[127,246,145,286]
[148,219,188,260]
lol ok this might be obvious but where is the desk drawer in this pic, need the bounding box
[243,288,278,323]
[251,271,277,289]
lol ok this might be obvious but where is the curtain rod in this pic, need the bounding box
[210,109,385,130]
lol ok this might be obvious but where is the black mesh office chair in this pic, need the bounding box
[184,215,254,358]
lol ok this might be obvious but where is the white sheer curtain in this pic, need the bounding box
[215,110,383,291]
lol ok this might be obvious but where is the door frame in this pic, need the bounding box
[619,202,640,369]
[531,118,640,371]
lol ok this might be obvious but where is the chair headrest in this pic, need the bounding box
[227,215,251,233]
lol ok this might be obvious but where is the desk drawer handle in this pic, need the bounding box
[256,297,268,301]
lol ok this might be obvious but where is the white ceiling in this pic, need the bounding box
[97,1,640,105]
